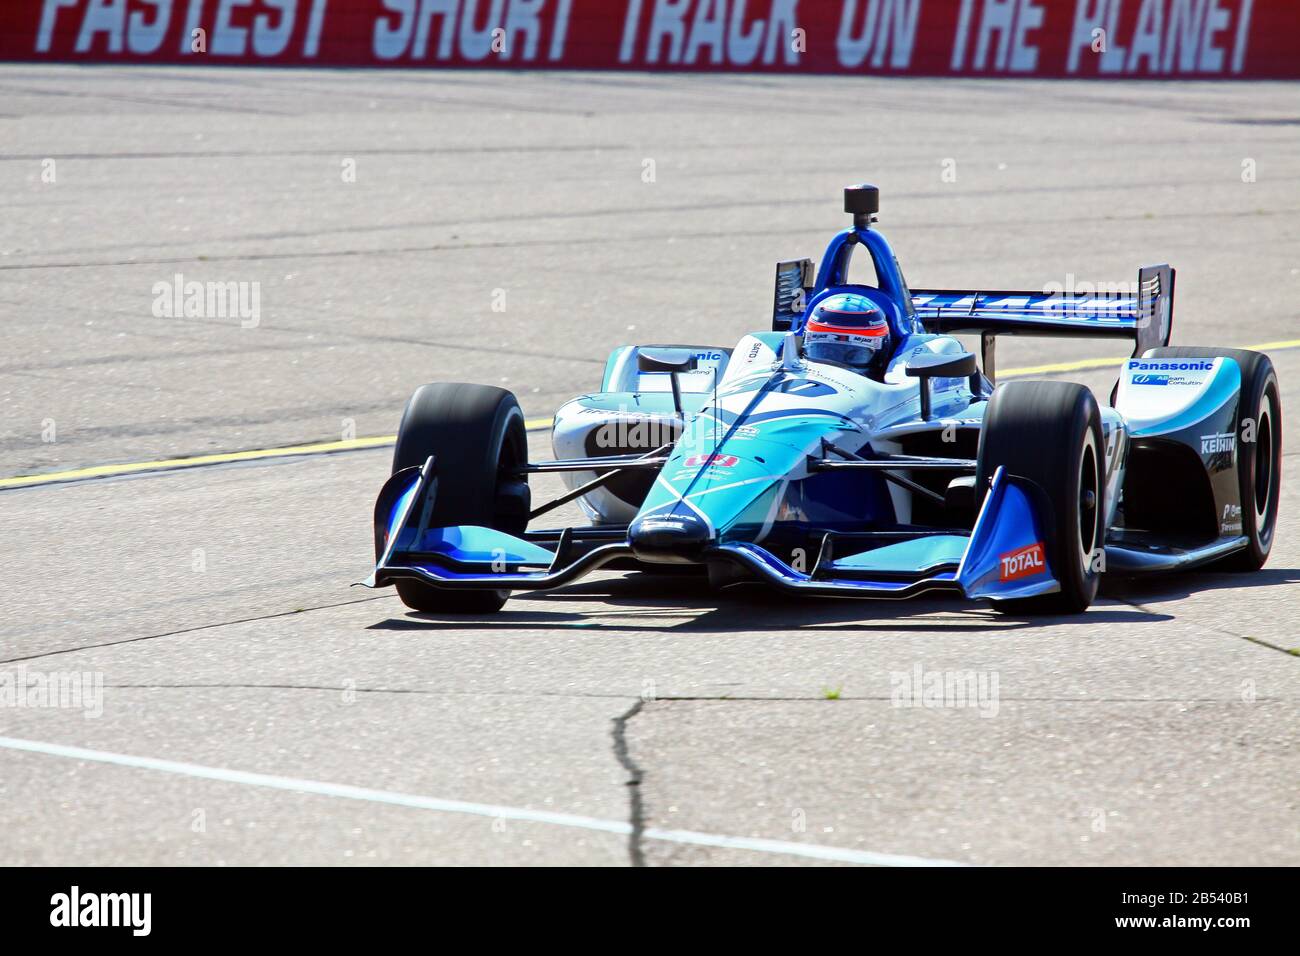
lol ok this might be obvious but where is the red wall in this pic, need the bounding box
[3,0,1296,78]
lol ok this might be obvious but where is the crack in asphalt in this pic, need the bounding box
[610,699,647,868]
[1109,594,1300,659]
[0,595,395,666]
[6,205,1296,272]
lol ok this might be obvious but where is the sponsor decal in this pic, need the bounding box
[684,454,738,468]
[1201,432,1236,455]
[1128,358,1219,388]
[1221,502,1244,534]
[640,518,687,530]
[999,542,1046,582]
[806,329,885,350]
[1127,360,1214,372]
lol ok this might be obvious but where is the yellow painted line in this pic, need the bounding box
[0,436,395,489]
[6,338,1300,491]
[998,337,1300,379]
[999,355,1135,377]
[0,417,554,490]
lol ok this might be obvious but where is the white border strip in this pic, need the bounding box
[0,735,963,867]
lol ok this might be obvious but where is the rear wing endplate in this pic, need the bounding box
[772,258,815,331]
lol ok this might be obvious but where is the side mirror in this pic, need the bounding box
[637,349,697,374]
[905,351,977,420]
[638,348,697,419]
[904,351,977,380]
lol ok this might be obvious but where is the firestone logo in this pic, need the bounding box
[999,542,1045,582]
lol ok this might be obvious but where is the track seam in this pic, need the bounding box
[90,684,1294,703]
[0,595,394,666]
[611,699,648,867]
[1108,594,1299,659]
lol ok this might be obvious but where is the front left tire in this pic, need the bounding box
[385,383,530,614]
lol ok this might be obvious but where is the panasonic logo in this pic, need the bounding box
[1127,360,1214,371]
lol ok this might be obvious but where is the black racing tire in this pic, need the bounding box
[385,383,530,613]
[1144,347,1281,571]
[976,381,1105,615]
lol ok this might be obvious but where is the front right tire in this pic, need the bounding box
[976,381,1105,615]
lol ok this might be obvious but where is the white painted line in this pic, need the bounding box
[0,735,963,867]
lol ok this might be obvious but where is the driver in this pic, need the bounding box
[802,293,893,380]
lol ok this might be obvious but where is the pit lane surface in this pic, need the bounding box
[1,68,1297,866]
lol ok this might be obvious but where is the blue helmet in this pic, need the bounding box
[803,293,891,379]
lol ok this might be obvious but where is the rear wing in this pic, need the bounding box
[911,265,1174,381]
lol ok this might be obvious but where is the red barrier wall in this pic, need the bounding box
[2,1,1296,78]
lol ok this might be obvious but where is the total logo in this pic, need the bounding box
[684,453,738,468]
[999,542,1046,582]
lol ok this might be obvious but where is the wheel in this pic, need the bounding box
[385,383,530,613]
[1144,347,1281,570]
[976,381,1104,615]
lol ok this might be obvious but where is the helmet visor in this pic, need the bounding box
[804,329,886,369]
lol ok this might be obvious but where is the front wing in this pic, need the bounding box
[361,463,1062,603]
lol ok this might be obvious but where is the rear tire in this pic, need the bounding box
[977,381,1105,615]
[386,383,530,613]
[1143,347,1281,571]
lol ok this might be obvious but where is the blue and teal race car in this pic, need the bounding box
[363,185,1281,616]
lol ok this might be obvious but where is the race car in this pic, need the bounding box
[362,185,1281,615]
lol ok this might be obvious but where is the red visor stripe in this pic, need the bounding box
[805,320,888,336]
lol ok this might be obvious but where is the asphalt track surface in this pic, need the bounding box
[1,67,1297,866]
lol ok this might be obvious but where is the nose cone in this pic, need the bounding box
[628,510,712,564]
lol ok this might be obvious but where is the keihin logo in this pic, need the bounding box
[50,886,151,936]
[1127,360,1213,372]
[1201,432,1235,454]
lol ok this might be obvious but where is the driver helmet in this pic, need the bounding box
[803,293,892,378]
